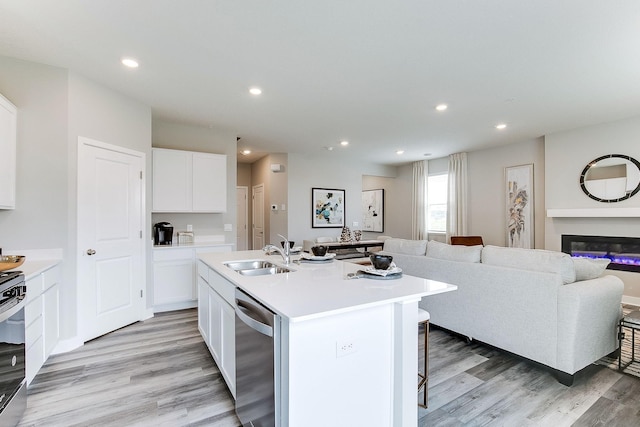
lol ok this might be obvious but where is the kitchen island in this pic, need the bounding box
[197,250,456,427]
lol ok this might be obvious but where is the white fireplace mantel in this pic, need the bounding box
[547,207,640,218]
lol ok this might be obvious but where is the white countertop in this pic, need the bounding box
[17,259,61,280]
[198,250,457,322]
[153,241,234,250]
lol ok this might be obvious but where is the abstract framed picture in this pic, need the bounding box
[362,189,384,232]
[505,164,534,248]
[312,188,345,228]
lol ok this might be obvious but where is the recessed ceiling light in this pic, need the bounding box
[241,149,251,155]
[424,153,432,157]
[326,146,334,151]
[396,150,405,155]
[340,140,349,146]
[121,58,139,68]
[435,104,448,111]
[249,87,262,95]
[495,123,507,130]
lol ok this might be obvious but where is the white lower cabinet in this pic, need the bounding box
[153,245,232,312]
[197,260,236,398]
[25,263,61,385]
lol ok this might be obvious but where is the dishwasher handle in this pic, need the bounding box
[235,294,274,337]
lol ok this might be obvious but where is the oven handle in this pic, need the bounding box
[0,297,26,324]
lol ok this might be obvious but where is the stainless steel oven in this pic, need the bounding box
[0,271,27,427]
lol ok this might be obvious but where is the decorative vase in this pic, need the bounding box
[340,226,352,242]
[353,230,362,241]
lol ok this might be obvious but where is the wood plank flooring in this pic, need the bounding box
[17,308,640,426]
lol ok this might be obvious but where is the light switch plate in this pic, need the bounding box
[224,223,232,231]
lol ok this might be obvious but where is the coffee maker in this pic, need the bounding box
[153,222,173,246]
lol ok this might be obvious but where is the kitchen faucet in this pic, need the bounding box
[263,234,291,265]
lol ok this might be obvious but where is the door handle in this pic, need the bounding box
[86,249,96,256]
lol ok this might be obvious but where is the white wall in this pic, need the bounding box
[362,172,412,239]
[288,153,397,243]
[467,138,545,247]
[545,116,640,301]
[67,72,152,331]
[0,56,154,341]
[151,120,237,243]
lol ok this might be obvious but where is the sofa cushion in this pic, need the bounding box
[573,257,611,281]
[383,238,428,256]
[481,245,576,284]
[426,240,482,263]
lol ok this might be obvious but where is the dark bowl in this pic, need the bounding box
[311,245,328,256]
[281,241,295,249]
[370,254,393,270]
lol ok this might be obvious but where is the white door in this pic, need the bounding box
[236,186,248,251]
[78,137,145,342]
[252,184,265,250]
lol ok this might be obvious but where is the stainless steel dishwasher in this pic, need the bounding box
[235,288,281,427]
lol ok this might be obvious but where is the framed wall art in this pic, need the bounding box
[312,188,345,228]
[362,189,384,232]
[505,164,534,248]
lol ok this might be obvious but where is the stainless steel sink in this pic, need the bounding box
[237,266,292,276]
[224,260,293,276]
[225,260,277,271]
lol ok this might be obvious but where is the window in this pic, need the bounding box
[427,173,448,233]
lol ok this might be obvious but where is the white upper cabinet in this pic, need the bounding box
[0,93,17,209]
[152,148,227,213]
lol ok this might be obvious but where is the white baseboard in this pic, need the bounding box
[622,295,640,307]
[153,300,197,313]
[143,307,154,320]
[52,336,84,355]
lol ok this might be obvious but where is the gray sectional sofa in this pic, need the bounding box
[379,239,624,385]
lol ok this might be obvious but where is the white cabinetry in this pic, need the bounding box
[153,245,232,312]
[0,93,17,209]
[152,148,227,213]
[197,260,236,397]
[25,263,61,385]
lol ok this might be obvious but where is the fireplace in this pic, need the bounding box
[561,234,640,273]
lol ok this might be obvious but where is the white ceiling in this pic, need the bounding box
[1,1,640,165]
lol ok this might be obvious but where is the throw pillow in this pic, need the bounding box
[481,245,576,284]
[426,240,482,263]
[383,238,428,256]
[573,257,611,281]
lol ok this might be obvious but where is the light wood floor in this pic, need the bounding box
[17,309,640,426]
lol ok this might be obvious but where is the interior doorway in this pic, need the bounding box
[252,183,265,250]
[237,186,248,250]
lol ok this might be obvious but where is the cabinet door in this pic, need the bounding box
[197,276,210,343]
[192,153,227,212]
[152,148,191,212]
[0,94,17,209]
[221,299,236,397]
[208,286,223,364]
[153,259,195,306]
[43,284,60,358]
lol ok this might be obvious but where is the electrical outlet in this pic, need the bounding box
[352,221,359,227]
[224,223,232,232]
[336,339,356,357]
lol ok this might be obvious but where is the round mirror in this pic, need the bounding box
[580,154,640,202]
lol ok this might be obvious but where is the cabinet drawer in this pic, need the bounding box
[153,247,194,262]
[209,269,236,306]
[26,334,44,385]
[26,314,43,349]
[43,266,61,290]
[26,275,44,302]
[25,295,43,327]
[197,260,209,282]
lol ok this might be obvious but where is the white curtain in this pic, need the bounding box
[446,152,468,242]
[412,160,428,240]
